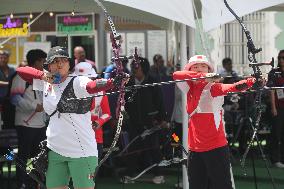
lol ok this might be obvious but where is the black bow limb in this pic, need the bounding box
[117,126,162,157]
[224,1,276,188]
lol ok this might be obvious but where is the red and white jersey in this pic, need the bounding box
[173,71,255,152]
[91,92,111,144]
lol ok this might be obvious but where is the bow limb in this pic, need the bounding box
[92,0,126,179]
[223,0,263,155]
[125,158,187,181]
[119,126,188,180]
[224,1,276,188]
[117,126,162,156]
[125,163,159,181]
[224,0,262,80]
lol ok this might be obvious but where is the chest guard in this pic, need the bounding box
[50,77,92,117]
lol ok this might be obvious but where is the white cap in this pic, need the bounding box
[75,62,97,77]
[184,55,214,72]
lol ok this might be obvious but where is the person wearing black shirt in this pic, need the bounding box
[268,49,284,168]
[122,57,167,184]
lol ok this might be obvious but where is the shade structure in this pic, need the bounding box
[1,0,284,31]
[104,0,195,28]
[200,0,284,31]
[0,0,195,29]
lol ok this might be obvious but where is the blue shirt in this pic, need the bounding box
[104,64,116,79]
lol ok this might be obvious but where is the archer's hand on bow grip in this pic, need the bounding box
[41,72,62,84]
[252,77,266,89]
[113,73,130,88]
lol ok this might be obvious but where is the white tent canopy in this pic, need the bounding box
[0,0,188,29]
[1,0,284,31]
[104,0,195,28]
[265,3,284,11]
[201,0,284,32]
[0,0,196,28]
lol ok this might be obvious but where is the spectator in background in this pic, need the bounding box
[0,50,16,129]
[219,58,239,84]
[219,58,240,141]
[149,54,174,120]
[149,54,168,82]
[122,57,167,184]
[0,50,15,102]
[10,49,47,188]
[74,46,97,72]
[219,59,247,157]
[0,50,15,177]
[268,49,284,168]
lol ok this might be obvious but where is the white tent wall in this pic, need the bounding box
[196,0,284,75]
[264,12,281,70]
[206,11,281,76]
[201,0,284,32]
[275,12,284,50]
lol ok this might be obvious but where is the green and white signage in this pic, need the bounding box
[56,13,94,35]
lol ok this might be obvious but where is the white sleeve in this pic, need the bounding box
[17,89,38,111]
[10,75,38,110]
[73,76,93,98]
[33,79,44,91]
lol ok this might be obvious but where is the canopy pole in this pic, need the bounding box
[98,10,106,71]
[180,23,189,189]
